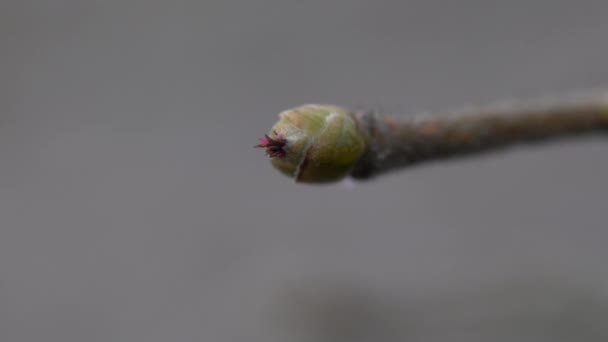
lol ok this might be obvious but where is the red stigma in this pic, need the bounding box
[254,131,287,158]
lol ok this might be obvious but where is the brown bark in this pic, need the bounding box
[350,99,608,179]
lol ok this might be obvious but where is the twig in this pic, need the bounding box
[255,93,608,184]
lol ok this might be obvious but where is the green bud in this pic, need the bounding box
[256,104,366,183]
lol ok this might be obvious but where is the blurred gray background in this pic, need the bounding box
[1,1,608,341]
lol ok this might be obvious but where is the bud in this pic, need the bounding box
[256,104,366,183]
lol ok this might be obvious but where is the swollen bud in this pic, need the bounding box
[255,104,366,183]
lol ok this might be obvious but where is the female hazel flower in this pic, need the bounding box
[255,104,366,183]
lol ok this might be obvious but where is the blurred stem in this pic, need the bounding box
[350,94,608,179]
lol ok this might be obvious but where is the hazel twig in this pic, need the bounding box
[255,93,608,184]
